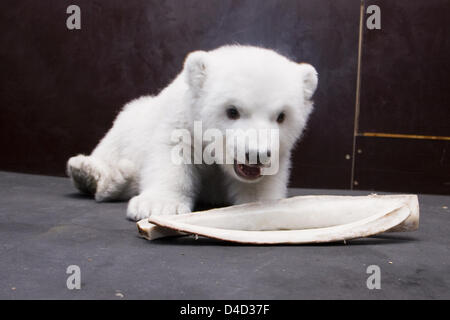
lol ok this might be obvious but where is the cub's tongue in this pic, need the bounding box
[235,163,262,180]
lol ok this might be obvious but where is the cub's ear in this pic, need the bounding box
[184,50,208,92]
[298,63,318,100]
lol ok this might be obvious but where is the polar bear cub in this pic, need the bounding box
[67,45,318,221]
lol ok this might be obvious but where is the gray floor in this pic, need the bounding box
[0,171,449,299]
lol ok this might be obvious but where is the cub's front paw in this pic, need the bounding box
[126,194,192,221]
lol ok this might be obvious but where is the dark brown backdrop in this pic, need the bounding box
[0,0,449,194]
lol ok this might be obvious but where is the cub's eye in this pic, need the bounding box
[276,112,286,124]
[226,106,240,120]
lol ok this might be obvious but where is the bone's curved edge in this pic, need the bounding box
[136,220,184,240]
[147,206,411,244]
[387,194,419,232]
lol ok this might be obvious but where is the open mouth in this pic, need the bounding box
[233,161,262,180]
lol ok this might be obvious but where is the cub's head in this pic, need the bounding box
[184,45,318,183]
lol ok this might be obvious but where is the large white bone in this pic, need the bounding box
[137,194,419,244]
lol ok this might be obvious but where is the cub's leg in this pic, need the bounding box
[126,147,196,221]
[67,155,137,201]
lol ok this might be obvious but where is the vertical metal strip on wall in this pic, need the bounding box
[350,0,365,190]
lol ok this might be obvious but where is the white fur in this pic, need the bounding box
[67,45,318,221]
